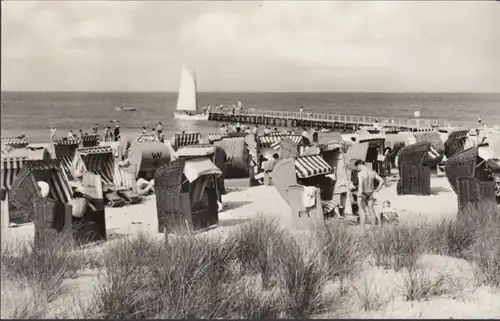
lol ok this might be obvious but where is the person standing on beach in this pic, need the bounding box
[355,159,385,228]
[49,126,56,141]
[156,122,164,142]
[103,126,110,142]
[77,129,84,142]
[114,125,120,141]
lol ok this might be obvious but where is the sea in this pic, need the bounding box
[1,91,499,143]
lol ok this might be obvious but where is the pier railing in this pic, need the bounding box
[211,109,449,129]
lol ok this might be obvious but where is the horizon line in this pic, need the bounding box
[2,90,500,95]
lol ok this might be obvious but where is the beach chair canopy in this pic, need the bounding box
[1,157,28,192]
[183,157,222,183]
[207,133,229,144]
[54,138,79,146]
[72,146,114,182]
[444,130,474,158]
[99,141,120,157]
[10,159,74,221]
[128,141,171,178]
[259,135,303,148]
[171,132,201,150]
[176,145,216,158]
[82,135,100,147]
[295,154,333,179]
[1,148,51,191]
[398,142,432,165]
[53,139,80,178]
[72,145,136,190]
[1,137,29,149]
[413,132,445,153]
[215,137,251,179]
[137,134,158,142]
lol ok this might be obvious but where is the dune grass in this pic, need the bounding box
[1,203,499,318]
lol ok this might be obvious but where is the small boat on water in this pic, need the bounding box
[173,65,209,121]
[115,106,136,112]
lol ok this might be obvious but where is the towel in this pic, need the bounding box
[303,186,317,209]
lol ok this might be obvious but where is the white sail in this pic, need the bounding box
[176,66,198,113]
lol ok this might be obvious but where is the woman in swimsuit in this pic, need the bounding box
[355,160,385,228]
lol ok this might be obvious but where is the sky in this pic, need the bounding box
[1,1,499,92]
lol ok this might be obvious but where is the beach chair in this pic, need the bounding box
[215,137,254,187]
[396,142,432,195]
[444,130,472,159]
[1,148,52,223]
[72,172,107,244]
[171,132,201,151]
[1,137,29,149]
[345,137,387,177]
[9,160,106,245]
[258,134,303,149]
[72,146,141,207]
[456,177,496,214]
[320,141,354,214]
[445,146,500,199]
[207,133,229,144]
[176,144,227,200]
[155,157,221,234]
[53,138,79,180]
[272,154,333,229]
[81,134,100,147]
[269,137,303,159]
[413,132,445,167]
[127,141,172,181]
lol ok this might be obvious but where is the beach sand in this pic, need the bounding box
[2,176,498,319]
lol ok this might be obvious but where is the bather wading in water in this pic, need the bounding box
[355,159,385,228]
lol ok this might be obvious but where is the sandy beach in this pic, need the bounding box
[3,174,499,319]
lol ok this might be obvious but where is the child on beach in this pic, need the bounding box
[378,200,399,224]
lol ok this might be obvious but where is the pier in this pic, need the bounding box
[208,110,449,132]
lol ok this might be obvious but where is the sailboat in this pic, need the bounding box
[173,66,209,121]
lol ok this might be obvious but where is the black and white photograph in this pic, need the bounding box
[1,0,499,318]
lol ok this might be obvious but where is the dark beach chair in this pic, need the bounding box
[155,158,221,234]
[81,134,100,147]
[444,130,470,159]
[396,142,432,195]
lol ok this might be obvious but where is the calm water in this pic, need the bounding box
[1,91,499,143]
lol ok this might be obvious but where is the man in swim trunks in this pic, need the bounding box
[355,159,385,228]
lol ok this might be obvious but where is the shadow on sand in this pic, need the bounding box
[431,185,452,195]
[220,201,252,212]
[218,217,251,227]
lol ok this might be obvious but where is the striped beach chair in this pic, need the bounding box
[259,134,303,148]
[72,146,140,206]
[81,134,100,147]
[1,156,28,204]
[207,133,229,144]
[53,138,80,180]
[9,159,73,223]
[271,155,333,229]
[172,132,201,151]
[1,137,29,149]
